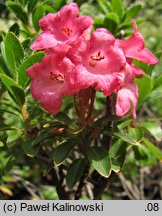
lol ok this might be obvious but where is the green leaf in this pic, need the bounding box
[43,4,55,13]
[54,0,66,10]
[4,32,24,78]
[33,130,51,146]
[136,18,145,25]
[20,29,30,38]
[32,6,44,31]
[1,41,7,64]
[109,140,127,172]
[18,0,27,6]
[141,122,162,142]
[110,157,120,172]
[117,119,132,130]
[18,51,45,88]
[7,1,28,24]
[115,131,140,145]
[0,34,3,43]
[128,127,143,142]
[133,145,149,162]
[0,185,13,196]
[9,23,20,36]
[125,4,142,21]
[135,74,153,105]
[153,75,162,89]
[55,112,73,125]
[21,38,31,50]
[148,52,162,76]
[143,137,162,160]
[97,0,111,14]
[104,12,119,33]
[66,158,86,188]
[86,147,111,178]
[23,139,40,157]
[0,74,25,107]
[27,0,39,13]
[54,140,76,166]
[5,156,16,173]
[24,0,30,6]
[133,59,148,73]
[23,129,51,157]
[0,141,4,147]
[94,17,104,28]
[111,0,123,17]
[147,86,162,101]
[106,12,120,24]
[0,56,10,76]
[119,17,144,30]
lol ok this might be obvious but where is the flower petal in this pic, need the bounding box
[116,19,158,64]
[90,28,115,49]
[40,93,63,115]
[72,65,125,96]
[67,39,88,64]
[39,3,79,32]
[75,16,94,35]
[130,64,145,77]
[31,33,57,50]
[116,82,138,118]
[59,2,79,22]
[39,13,59,32]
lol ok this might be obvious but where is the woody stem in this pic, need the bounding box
[102,96,114,149]
[93,95,114,199]
[73,94,81,118]
[86,87,96,123]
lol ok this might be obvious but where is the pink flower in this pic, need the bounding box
[26,53,76,115]
[116,19,158,64]
[115,64,144,118]
[114,18,159,118]
[116,81,138,118]
[31,3,94,51]
[67,28,126,96]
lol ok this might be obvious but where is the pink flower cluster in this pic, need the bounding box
[27,3,158,118]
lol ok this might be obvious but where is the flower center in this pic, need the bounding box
[50,72,64,83]
[90,51,105,61]
[89,51,105,66]
[62,26,73,37]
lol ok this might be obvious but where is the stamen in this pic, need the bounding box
[90,51,105,61]
[62,26,73,36]
[50,72,64,82]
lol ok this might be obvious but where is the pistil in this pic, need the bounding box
[90,51,105,61]
[50,72,64,82]
[62,26,73,37]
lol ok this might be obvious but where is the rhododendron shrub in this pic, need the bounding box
[0,0,162,200]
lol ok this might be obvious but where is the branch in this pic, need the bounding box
[93,175,109,200]
[52,167,70,200]
[74,164,90,200]
[102,96,114,149]
[37,155,69,199]
[92,96,114,199]
[139,166,145,199]
[118,172,140,200]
